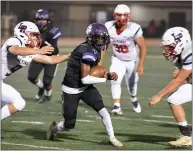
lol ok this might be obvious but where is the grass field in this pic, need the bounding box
[1,46,192,150]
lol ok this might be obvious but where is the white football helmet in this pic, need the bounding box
[161,27,191,61]
[14,21,42,48]
[114,4,130,28]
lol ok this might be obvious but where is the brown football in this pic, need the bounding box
[89,65,106,78]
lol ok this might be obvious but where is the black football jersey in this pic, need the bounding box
[39,23,62,55]
[62,42,101,88]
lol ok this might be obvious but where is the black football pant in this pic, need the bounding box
[62,85,105,130]
[28,61,58,90]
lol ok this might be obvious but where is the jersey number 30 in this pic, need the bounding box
[113,44,129,53]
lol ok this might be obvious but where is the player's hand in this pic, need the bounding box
[172,69,179,79]
[149,95,162,107]
[39,46,54,55]
[106,72,118,81]
[136,65,144,77]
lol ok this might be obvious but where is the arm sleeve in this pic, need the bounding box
[17,54,39,65]
[6,37,22,51]
[81,75,106,84]
[104,22,108,29]
[133,25,143,40]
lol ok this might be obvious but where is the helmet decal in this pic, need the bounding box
[171,33,183,44]
[86,24,92,35]
[18,23,27,33]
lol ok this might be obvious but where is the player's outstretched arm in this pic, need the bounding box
[33,54,70,64]
[8,46,54,56]
[149,68,192,106]
[157,68,192,98]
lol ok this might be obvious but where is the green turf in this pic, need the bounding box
[1,46,192,150]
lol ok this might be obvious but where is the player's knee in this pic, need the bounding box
[28,76,37,84]
[13,97,26,111]
[93,101,105,112]
[111,84,121,98]
[130,77,138,86]
[128,74,138,88]
[43,76,53,90]
[111,80,121,86]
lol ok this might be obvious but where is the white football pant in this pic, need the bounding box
[167,83,192,105]
[1,81,26,111]
[110,56,139,99]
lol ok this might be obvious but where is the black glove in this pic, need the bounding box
[107,72,118,81]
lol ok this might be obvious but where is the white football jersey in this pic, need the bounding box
[105,21,143,61]
[173,42,192,83]
[173,42,192,70]
[1,37,38,80]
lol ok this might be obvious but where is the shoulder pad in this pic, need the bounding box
[49,27,62,39]
[50,27,59,34]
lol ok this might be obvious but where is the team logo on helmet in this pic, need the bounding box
[86,25,92,35]
[18,23,27,33]
[171,33,183,44]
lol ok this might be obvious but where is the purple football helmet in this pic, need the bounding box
[35,9,50,30]
[86,23,110,51]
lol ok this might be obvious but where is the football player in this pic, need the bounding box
[104,4,146,115]
[28,9,62,103]
[1,21,69,121]
[149,27,192,147]
[46,23,123,147]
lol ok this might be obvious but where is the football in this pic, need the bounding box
[89,65,106,78]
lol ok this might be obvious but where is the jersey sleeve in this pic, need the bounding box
[6,37,22,50]
[104,22,109,29]
[104,21,114,45]
[81,51,98,65]
[133,24,143,40]
[50,27,62,39]
[17,54,39,66]
[182,53,192,70]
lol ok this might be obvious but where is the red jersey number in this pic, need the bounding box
[113,44,129,53]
